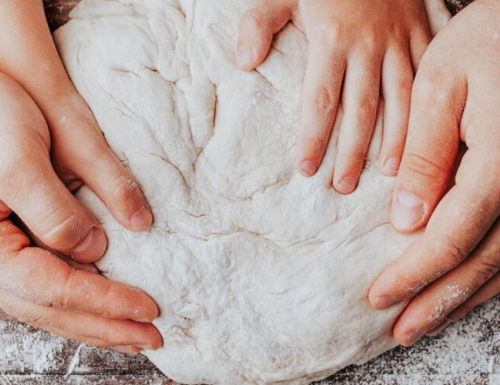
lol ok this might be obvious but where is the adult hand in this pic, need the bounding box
[369,0,500,346]
[0,1,160,351]
[236,0,430,193]
[0,0,153,263]
[0,214,162,353]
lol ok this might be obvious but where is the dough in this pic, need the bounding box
[54,1,450,384]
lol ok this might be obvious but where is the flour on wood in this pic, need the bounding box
[53,1,450,384]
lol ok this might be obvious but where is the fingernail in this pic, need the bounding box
[299,160,318,177]
[72,227,107,262]
[384,157,400,174]
[131,206,153,231]
[337,177,357,194]
[110,345,142,354]
[391,190,425,231]
[402,329,425,346]
[371,295,401,310]
[236,46,254,68]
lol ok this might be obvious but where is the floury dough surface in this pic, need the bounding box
[54,1,449,384]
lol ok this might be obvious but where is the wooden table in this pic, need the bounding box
[2,0,495,384]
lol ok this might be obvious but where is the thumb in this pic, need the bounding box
[391,61,466,233]
[0,75,106,263]
[236,0,294,70]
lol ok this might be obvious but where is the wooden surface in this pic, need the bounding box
[2,1,495,384]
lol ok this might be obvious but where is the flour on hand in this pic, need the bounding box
[53,1,450,384]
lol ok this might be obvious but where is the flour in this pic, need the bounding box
[52,1,452,384]
[0,321,66,374]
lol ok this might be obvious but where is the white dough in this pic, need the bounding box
[54,1,450,384]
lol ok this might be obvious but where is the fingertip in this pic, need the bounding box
[131,288,160,323]
[130,205,153,232]
[236,12,269,70]
[235,46,258,70]
[381,156,401,176]
[333,176,358,195]
[71,227,108,263]
[390,190,426,233]
[298,160,319,177]
[236,2,291,71]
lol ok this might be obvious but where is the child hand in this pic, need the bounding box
[236,0,431,193]
[369,0,500,345]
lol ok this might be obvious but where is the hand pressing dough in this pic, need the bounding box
[54,1,450,384]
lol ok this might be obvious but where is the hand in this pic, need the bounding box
[0,1,160,350]
[0,1,153,263]
[236,0,430,193]
[369,0,500,346]
[0,213,162,353]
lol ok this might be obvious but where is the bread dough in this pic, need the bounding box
[54,1,450,384]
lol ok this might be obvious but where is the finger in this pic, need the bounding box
[46,93,153,233]
[0,225,158,322]
[295,35,346,177]
[370,143,500,311]
[0,200,11,220]
[0,74,106,263]
[408,27,431,73]
[425,319,452,337]
[448,272,500,323]
[379,47,414,176]
[332,52,382,194]
[392,216,500,345]
[236,0,293,70]
[389,61,466,233]
[0,289,162,350]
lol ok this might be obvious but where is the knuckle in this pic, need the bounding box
[39,208,90,253]
[360,30,380,52]
[47,269,73,310]
[401,152,449,186]
[312,87,337,115]
[394,76,413,99]
[243,12,263,28]
[413,76,450,107]
[474,259,500,283]
[112,175,141,204]
[24,311,56,331]
[356,96,378,124]
[435,235,468,268]
[311,24,344,47]
[241,7,268,31]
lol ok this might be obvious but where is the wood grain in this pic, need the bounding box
[43,0,81,31]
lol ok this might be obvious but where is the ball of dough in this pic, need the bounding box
[54,0,447,383]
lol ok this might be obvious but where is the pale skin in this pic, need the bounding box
[369,0,500,346]
[238,0,500,347]
[0,0,162,353]
[5,0,498,356]
[236,0,431,193]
